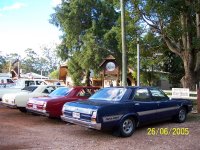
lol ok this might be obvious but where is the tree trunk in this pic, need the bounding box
[180,73,196,90]
[85,70,91,86]
[180,51,197,90]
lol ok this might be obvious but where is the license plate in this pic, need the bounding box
[33,104,37,109]
[72,112,80,118]
[5,99,8,103]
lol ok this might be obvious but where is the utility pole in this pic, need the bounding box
[121,0,127,86]
[137,38,140,86]
[17,59,20,79]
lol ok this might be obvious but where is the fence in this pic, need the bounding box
[163,90,197,100]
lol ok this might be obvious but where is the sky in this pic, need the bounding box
[0,0,62,56]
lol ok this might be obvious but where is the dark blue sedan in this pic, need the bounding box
[61,86,193,137]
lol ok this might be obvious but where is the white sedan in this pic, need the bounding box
[2,85,63,112]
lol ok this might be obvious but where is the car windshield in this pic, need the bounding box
[89,88,126,101]
[49,87,72,96]
[21,86,38,92]
[13,79,23,87]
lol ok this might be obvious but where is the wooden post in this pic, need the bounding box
[197,89,200,113]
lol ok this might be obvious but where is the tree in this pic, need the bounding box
[40,44,60,72]
[132,0,200,90]
[67,52,84,85]
[49,70,59,79]
[4,53,21,73]
[21,48,59,76]
[162,51,184,87]
[0,56,6,72]
[21,49,40,73]
[50,0,120,85]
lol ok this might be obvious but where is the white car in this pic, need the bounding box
[0,78,47,100]
[2,85,63,112]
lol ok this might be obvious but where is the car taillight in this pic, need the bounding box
[43,102,47,109]
[91,111,97,123]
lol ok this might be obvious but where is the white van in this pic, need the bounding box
[0,78,47,100]
[0,77,15,88]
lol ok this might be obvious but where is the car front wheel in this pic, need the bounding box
[119,117,136,137]
[175,107,187,123]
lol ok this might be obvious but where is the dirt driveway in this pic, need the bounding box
[0,103,200,150]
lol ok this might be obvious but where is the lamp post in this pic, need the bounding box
[121,0,127,86]
[137,38,140,86]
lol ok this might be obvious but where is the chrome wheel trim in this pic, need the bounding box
[122,119,133,134]
[179,109,186,121]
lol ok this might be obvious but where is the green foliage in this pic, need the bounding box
[2,53,21,73]
[67,52,83,85]
[51,0,195,87]
[40,44,60,72]
[21,49,41,73]
[50,0,123,84]
[20,47,59,75]
[49,70,59,79]
[130,0,200,89]
[162,51,184,87]
[0,56,6,72]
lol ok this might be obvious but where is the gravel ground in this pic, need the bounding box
[0,102,200,150]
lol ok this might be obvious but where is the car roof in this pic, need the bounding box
[72,86,100,88]
[104,86,159,89]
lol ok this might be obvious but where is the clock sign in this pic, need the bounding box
[106,62,116,71]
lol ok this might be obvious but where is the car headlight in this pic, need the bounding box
[62,105,66,114]
[65,105,76,111]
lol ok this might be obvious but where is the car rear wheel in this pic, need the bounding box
[175,107,187,123]
[119,117,136,137]
[18,107,27,113]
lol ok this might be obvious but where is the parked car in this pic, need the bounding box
[2,85,62,112]
[61,86,193,137]
[0,77,15,88]
[26,86,100,118]
[0,78,47,100]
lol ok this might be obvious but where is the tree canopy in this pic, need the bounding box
[130,0,200,89]
[51,0,200,89]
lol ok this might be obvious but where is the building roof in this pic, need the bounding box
[21,72,49,79]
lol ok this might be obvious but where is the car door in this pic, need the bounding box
[149,88,179,120]
[132,88,158,123]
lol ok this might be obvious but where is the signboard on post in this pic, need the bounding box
[171,88,190,99]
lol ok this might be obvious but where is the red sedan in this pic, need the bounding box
[26,86,100,118]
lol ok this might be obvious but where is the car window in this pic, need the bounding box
[22,86,38,92]
[49,87,72,96]
[149,88,168,101]
[25,81,35,86]
[36,81,46,85]
[77,89,91,97]
[7,79,14,83]
[89,88,126,101]
[43,86,55,94]
[134,88,151,101]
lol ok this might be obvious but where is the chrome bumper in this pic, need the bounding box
[2,103,17,108]
[61,115,101,130]
[26,108,49,117]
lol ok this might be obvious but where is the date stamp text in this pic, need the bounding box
[147,128,190,136]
